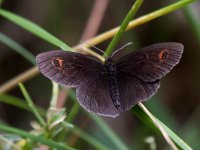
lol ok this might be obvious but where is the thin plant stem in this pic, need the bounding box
[0,66,39,93]
[81,0,109,40]
[104,0,143,57]
[50,81,59,108]
[18,83,46,127]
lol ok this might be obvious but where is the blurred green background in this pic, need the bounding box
[0,0,200,149]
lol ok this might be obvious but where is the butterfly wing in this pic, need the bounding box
[36,50,103,87]
[36,50,119,117]
[112,42,183,111]
[76,74,120,117]
[116,42,184,82]
[116,72,160,111]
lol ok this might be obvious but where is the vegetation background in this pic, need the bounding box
[0,0,199,149]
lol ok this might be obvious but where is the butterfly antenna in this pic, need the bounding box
[80,41,107,57]
[111,42,133,57]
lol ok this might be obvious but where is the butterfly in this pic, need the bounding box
[36,42,183,117]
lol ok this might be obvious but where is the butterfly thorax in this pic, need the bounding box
[105,61,117,75]
[104,60,120,109]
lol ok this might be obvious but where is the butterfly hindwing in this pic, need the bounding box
[116,72,160,111]
[76,73,120,117]
[116,42,183,82]
[36,50,103,87]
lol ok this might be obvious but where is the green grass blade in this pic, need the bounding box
[89,114,129,150]
[0,94,45,116]
[18,83,46,127]
[66,90,80,123]
[182,4,200,43]
[146,98,177,130]
[0,9,73,51]
[0,32,35,64]
[0,124,76,150]
[132,105,193,150]
[157,119,192,150]
[63,122,109,150]
[105,0,143,56]
[138,103,178,149]
[67,101,80,123]
[0,94,31,111]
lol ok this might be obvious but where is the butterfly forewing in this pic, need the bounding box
[36,50,103,87]
[116,42,183,82]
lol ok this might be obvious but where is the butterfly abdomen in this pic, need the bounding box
[105,61,121,109]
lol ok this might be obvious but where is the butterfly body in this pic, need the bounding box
[36,42,183,117]
[104,59,121,108]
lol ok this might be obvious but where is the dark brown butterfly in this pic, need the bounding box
[36,42,183,117]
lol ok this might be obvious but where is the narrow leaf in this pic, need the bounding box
[132,105,193,150]
[18,83,46,127]
[63,122,109,150]
[0,32,35,64]
[0,124,76,150]
[0,9,73,51]
[0,94,45,116]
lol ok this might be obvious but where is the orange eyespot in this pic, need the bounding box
[51,57,64,67]
[159,49,168,60]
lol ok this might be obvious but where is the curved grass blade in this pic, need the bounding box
[0,32,35,64]
[89,113,129,150]
[63,122,109,150]
[138,103,178,150]
[0,94,45,116]
[18,83,46,127]
[66,90,80,123]
[0,9,73,51]
[67,101,80,123]
[132,105,193,150]
[0,124,76,150]
[105,0,143,56]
